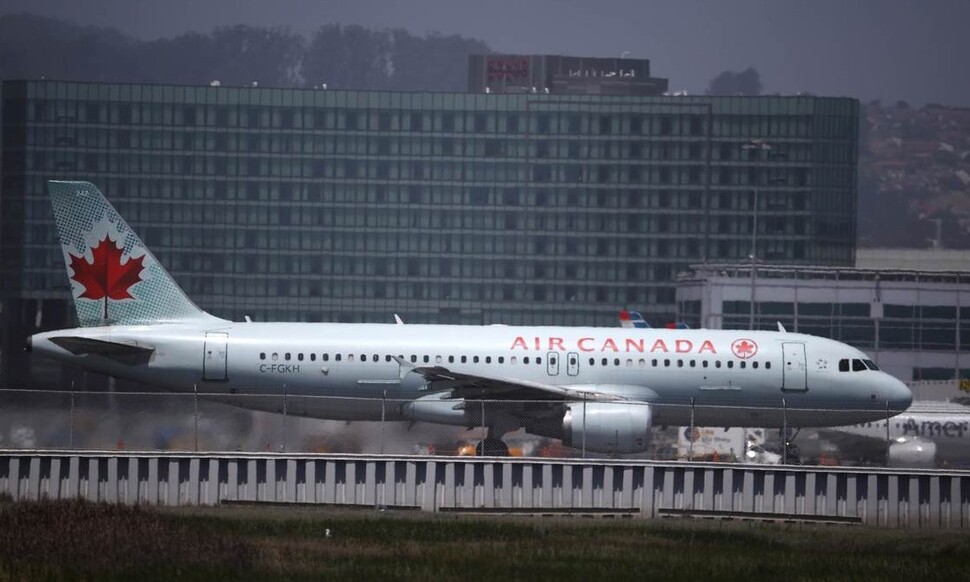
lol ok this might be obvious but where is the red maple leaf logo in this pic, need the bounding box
[68,235,145,300]
[731,339,758,359]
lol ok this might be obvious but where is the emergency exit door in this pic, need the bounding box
[547,352,560,376]
[203,331,228,381]
[781,342,807,392]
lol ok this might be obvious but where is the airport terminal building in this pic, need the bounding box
[0,76,860,387]
[675,256,970,383]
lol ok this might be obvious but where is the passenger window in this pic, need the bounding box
[638,359,645,368]
[448,356,454,363]
[536,357,542,365]
[752,361,758,369]
[511,356,517,364]
[498,357,505,364]
[259,352,266,360]
[715,361,721,368]
[740,361,746,369]
[677,360,683,368]
[461,356,467,363]
[322,353,329,362]
[702,360,708,368]
[524,357,530,364]
[285,353,291,361]
[348,354,355,362]
[423,355,430,363]
[385,355,392,362]
[727,361,734,369]
[852,359,866,372]
[410,355,417,363]
[298,353,304,361]
[602,358,608,366]
[651,359,658,367]
[373,354,378,362]
[570,357,577,365]
[272,352,279,361]
[664,359,670,367]
[589,358,596,366]
[486,356,492,363]
[551,357,557,365]
[336,354,342,362]
[839,359,850,372]
[614,358,620,366]
[435,355,442,364]
[689,360,696,368]
[765,361,771,369]
[310,353,316,361]
[474,356,480,363]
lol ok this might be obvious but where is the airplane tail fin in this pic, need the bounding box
[619,310,650,329]
[48,180,221,327]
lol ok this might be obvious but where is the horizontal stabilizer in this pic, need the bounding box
[49,336,154,365]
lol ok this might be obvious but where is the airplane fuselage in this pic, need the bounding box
[32,322,911,429]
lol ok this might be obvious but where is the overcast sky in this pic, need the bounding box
[3,0,969,105]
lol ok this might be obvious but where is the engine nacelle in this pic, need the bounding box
[562,403,652,454]
[888,438,937,468]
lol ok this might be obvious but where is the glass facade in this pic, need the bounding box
[677,264,970,382]
[1,80,859,384]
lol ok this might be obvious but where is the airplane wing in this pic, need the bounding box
[394,357,624,402]
[49,336,154,365]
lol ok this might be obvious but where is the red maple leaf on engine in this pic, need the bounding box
[68,235,145,300]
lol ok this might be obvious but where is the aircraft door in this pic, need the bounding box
[547,352,560,376]
[566,352,580,376]
[781,342,807,392]
[203,331,229,381]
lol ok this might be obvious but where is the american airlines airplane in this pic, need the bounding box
[816,401,970,467]
[26,181,913,456]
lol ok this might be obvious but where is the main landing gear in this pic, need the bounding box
[476,438,510,457]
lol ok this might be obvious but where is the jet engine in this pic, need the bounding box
[562,403,652,454]
[887,437,937,468]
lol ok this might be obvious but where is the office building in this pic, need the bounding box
[1,79,859,387]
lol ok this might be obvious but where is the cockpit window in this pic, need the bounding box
[852,359,866,372]
[863,359,879,371]
[839,359,850,372]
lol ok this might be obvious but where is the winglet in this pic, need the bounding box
[393,314,405,325]
[777,322,787,333]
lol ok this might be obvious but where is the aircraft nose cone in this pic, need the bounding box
[886,375,912,412]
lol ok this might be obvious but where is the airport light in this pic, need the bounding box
[741,140,773,329]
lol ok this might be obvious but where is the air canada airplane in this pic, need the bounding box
[27,181,912,456]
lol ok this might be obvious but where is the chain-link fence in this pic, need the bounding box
[1,387,967,468]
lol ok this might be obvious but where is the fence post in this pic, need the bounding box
[480,390,486,446]
[582,394,587,459]
[282,383,288,453]
[69,380,76,449]
[380,388,387,454]
[688,397,695,461]
[782,398,788,464]
[193,383,199,452]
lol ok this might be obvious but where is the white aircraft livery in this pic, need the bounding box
[819,401,970,467]
[27,181,913,455]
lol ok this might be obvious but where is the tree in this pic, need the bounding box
[705,67,763,96]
